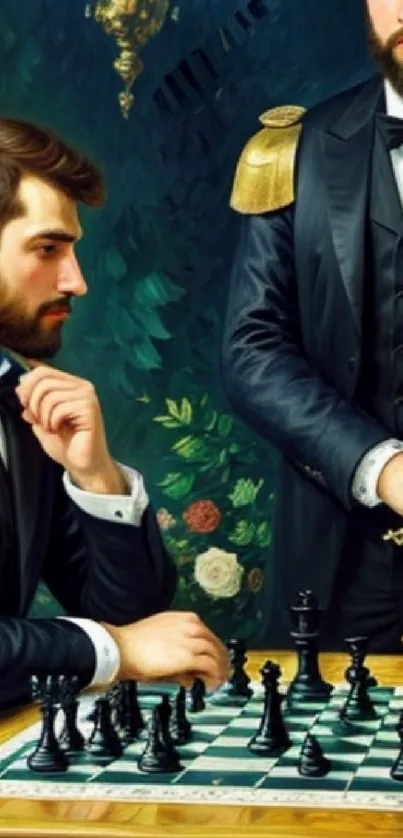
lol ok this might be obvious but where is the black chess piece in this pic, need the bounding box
[86,697,123,762]
[339,640,377,725]
[169,687,192,745]
[138,706,182,774]
[288,590,333,702]
[344,637,377,688]
[118,680,144,746]
[248,661,291,757]
[391,709,403,782]
[297,733,331,778]
[58,676,85,756]
[226,638,253,699]
[106,683,123,728]
[27,675,69,774]
[189,678,206,713]
[157,695,183,764]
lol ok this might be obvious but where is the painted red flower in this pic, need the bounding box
[182,500,222,534]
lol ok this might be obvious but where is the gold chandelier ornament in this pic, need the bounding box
[87,0,171,118]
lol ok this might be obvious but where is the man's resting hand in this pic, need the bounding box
[101,611,230,690]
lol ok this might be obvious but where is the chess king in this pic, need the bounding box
[0,119,228,707]
[223,0,403,653]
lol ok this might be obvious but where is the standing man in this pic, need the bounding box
[0,117,228,706]
[223,1,403,652]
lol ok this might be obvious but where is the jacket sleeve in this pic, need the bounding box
[222,210,390,509]
[42,471,177,625]
[0,617,96,709]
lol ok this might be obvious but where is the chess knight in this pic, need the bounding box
[222,0,403,653]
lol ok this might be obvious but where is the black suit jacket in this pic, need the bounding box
[0,391,176,708]
[222,74,393,614]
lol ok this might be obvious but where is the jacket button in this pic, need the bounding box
[348,356,357,373]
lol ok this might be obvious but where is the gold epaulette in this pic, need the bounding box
[230,105,306,215]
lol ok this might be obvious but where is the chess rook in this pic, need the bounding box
[27,675,68,774]
[288,590,332,702]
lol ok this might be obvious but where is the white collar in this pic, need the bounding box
[385,79,403,118]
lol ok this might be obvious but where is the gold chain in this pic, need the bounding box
[383,528,403,547]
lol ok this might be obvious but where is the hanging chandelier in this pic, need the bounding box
[87,0,171,118]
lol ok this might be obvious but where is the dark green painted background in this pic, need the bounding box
[0,0,371,644]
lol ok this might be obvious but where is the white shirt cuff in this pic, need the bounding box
[58,617,120,687]
[62,463,149,526]
[352,439,403,507]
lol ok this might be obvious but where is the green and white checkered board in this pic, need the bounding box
[0,682,403,810]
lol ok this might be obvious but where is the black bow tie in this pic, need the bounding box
[377,113,403,151]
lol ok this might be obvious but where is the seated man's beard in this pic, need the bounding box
[0,302,63,359]
[367,16,403,98]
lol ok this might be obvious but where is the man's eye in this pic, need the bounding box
[38,245,56,257]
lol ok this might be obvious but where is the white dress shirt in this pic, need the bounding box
[0,352,149,686]
[352,80,403,507]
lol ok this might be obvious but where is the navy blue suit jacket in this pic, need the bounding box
[222,74,391,613]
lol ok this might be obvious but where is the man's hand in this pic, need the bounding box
[377,452,403,514]
[15,365,125,494]
[102,611,230,691]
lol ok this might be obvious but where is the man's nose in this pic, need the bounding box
[56,253,87,296]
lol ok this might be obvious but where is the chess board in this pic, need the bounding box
[0,682,403,812]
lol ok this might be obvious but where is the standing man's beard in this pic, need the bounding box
[367,14,403,97]
[0,293,71,360]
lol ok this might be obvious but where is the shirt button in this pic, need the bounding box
[114,510,123,519]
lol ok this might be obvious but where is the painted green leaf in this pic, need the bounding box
[255,521,272,548]
[158,473,182,488]
[160,472,196,499]
[204,408,218,431]
[228,478,264,508]
[166,399,181,419]
[179,397,193,425]
[218,414,234,438]
[228,520,256,546]
[153,416,182,428]
[172,436,208,461]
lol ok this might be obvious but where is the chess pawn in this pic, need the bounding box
[138,707,182,774]
[86,698,123,762]
[298,733,331,778]
[288,590,332,702]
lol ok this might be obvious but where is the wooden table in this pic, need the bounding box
[0,651,402,838]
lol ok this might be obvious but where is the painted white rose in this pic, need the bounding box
[194,547,244,599]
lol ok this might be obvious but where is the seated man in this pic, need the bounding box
[0,117,228,707]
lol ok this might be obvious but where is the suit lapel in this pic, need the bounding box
[321,75,384,337]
